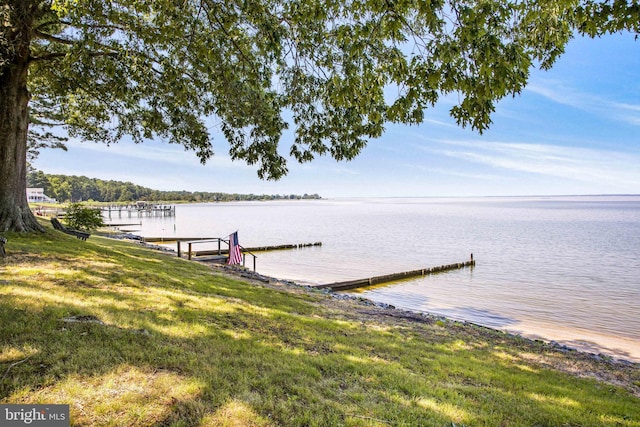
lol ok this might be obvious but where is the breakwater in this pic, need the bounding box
[315,258,476,291]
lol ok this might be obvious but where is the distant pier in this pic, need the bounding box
[101,203,175,218]
[315,257,476,291]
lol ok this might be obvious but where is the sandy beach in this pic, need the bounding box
[507,319,640,364]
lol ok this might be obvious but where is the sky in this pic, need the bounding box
[33,32,640,198]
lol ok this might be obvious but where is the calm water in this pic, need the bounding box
[112,196,640,362]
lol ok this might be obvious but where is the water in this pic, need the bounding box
[112,196,640,362]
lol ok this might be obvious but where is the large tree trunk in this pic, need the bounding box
[0,5,42,233]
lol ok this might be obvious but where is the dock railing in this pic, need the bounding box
[178,238,257,271]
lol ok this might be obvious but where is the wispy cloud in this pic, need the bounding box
[411,164,504,181]
[422,118,458,129]
[611,102,640,125]
[62,138,249,170]
[429,139,640,189]
[526,79,640,126]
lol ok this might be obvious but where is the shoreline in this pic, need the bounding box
[205,262,640,400]
[503,318,640,364]
[209,261,640,368]
[119,233,640,367]
[7,224,640,424]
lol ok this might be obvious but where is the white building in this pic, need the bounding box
[26,188,57,203]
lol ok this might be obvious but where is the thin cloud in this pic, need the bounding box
[422,118,459,129]
[612,102,640,125]
[414,164,503,181]
[527,79,640,126]
[62,138,248,170]
[431,139,640,188]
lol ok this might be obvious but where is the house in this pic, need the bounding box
[26,188,57,203]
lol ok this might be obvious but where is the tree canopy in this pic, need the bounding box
[15,0,639,178]
[1,0,638,231]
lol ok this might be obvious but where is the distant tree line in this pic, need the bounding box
[27,170,321,203]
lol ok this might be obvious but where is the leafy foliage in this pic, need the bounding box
[576,0,640,36]
[3,0,635,182]
[1,1,638,233]
[27,95,68,163]
[63,202,104,231]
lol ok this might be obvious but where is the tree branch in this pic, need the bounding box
[201,0,260,76]
[58,19,128,32]
[30,120,66,127]
[33,29,74,45]
[34,20,62,32]
[29,51,119,63]
[1,354,35,382]
[29,52,67,62]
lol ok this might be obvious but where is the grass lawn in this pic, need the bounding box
[1,219,639,426]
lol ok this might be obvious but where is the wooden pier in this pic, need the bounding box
[192,242,322,257]
[178,241,322,259]
[142,237,323,272]
[143,237,212,243]
[140,237,321,253]
[315,258,476,291]
[140,232,473,290]
[101,204,175,218]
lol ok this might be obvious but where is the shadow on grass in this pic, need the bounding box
[1,227,639,426]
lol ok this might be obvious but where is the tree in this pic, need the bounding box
[1,1,638,232]
[63,202,103,231]
[27,94,68,164]
[27,169,51,191]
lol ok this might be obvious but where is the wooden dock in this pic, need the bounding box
[176,237,322,271]
[192,242,322,256]
[180,241,322,258]
[315,258,476,291]
[140,237,321,253]
[143,237,213,243]
[101,204,175,218]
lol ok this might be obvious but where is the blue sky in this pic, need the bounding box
[33,33,640,198]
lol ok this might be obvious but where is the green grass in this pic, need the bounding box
[1,220,639,426]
